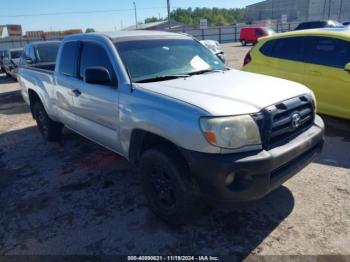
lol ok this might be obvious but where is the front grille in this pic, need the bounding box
[253,95,315,150]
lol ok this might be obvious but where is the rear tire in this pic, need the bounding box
[140,145,201,225]
[33,101,62,141]
[241,40,247,46]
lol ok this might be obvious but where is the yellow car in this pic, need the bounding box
[243,28,350,120]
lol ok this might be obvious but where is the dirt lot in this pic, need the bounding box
[1,43,350,258]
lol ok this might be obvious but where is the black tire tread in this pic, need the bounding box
[33,101,62,142]
[140,145,201,225]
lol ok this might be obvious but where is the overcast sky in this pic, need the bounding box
[0,0,261,32]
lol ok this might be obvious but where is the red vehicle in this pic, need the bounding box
[239,26,275,46]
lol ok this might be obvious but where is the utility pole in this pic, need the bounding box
[167,0,171,29]
[133,2,138,30]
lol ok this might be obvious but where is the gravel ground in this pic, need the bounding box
[0,44,350,259]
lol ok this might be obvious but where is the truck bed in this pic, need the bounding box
[28,62,55,72]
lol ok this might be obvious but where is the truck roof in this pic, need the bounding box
[64,30,191,42]
[8,48,23,52]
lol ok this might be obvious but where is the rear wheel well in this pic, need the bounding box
[129,130,185,166]
[28,89,41,118]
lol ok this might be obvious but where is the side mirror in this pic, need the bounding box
[345,63,350,73]
[84,66,112,85]
[26,58,33,64]
[216,53,226,63]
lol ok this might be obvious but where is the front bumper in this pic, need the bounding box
[181,115,325,203]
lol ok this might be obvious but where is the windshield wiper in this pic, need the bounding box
[135,74,190,83]
[187,68,228,76]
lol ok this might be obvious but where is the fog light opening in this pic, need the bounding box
[225,172,235,186]
[226,172,254,192]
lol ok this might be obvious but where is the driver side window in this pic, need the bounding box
[79,42,116,85]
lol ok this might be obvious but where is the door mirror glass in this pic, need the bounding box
[344,63,350,73]
[26,58,33,64]
[84,66,112,85]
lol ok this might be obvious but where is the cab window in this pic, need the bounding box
[304,36,350,68]
[255,29,265,36]
[59,41,79,77]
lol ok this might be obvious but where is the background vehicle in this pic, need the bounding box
[200,40,225,63]
[2,48,23,79]
[20,41,60,71]
[0,50,6,73]
[18,31,324,224]
[295,20,343,30]
[240,26,275,46]
[243,28,350,120]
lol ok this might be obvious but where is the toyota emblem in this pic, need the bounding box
[291,113,302,129]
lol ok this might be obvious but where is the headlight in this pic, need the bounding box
[200,115,261,150]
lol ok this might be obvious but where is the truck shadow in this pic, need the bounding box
[0,73,17,84]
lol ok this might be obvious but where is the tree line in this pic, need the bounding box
[145,7,245,26]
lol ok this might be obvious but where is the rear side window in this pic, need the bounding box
[35,45,59,63]
[79,42,115,83]
[260,37,305,62]
[59,41,79,77]
[11,50,23,59]
[304,36,350,68]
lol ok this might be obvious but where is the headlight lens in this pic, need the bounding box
[200,115,261,149]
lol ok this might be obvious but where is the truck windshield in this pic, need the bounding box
[115,39,225,83]
[11,50,22,59]
[35,44,60,63]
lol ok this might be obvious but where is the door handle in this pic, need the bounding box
[72,89,82,97]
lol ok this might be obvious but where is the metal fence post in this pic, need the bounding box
[234,26,237,42]
[219,27,222,43]
[201,29,204,40]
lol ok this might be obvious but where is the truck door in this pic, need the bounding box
[70,41,120,152]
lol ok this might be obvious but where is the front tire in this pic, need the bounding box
[33,101,62,141]
[140,146,201,224]
[241,40,247,46]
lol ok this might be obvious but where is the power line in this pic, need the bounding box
[0,7,167,18]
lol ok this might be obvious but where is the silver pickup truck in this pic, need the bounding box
[18,31,324,224]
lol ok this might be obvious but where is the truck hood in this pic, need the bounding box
[136,69,311,116]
